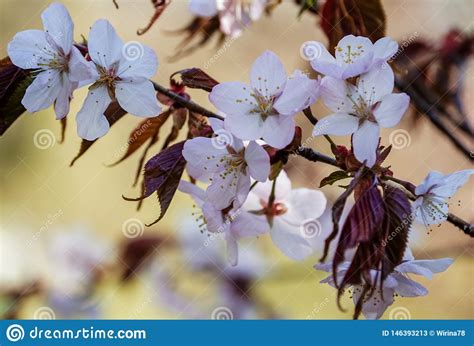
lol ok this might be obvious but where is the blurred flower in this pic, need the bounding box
[413,169,474,226]
[309,35,398,79]
[183,118,270,209]
[245,170,327,260]
[76,19,161,140]
[209,51,320,149]
[178,180,268,266]
[7,2,91,119]
[317,248,453,319]
[313,64,409,167]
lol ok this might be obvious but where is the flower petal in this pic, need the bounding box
[226,234,239,266]
[244,141,270,182]
[182,137,226,175]
[224,111,263,141]
[310,44,342,78]
[352,286,394,320]
[432,169,474,198]
[352,121,379,167]
[41,2,73,54]
[231,211,269,237]
[312,113,359,136]
[88,19,123,68]
[335,35,375,79]
[209,82,255,116]
[119,44,158,79]
[261,115,295,149]
[374,37,399,61]
[54,78,75,119]
[250,51,287,97]
[207,171,250,209]
[320,76,353,113]
[178,180,206,207]
[273,73,319,115]
[396,258,453,279]
[270,218,314,260]
[284,188,327,222]
[7,30,50,69]
[373,93,410,128]
[22,69,61,113]
[115,79,161,116]
[76,86,111,140]
[413,195,449,226]
[357,63,394,105]
[251,169,292,202]
[392,273,428,297]
[68,46,94,83]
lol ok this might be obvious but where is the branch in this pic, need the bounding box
[151,81,473,236]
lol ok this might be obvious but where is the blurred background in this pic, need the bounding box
[0,0,472,319]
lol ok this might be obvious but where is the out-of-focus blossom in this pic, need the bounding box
[7,2,91,119]
[210,51,320,149]
[413,169,474,226]
[317,248,453,319]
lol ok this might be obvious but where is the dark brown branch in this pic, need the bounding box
[151,81,473,236]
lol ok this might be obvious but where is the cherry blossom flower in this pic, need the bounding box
[309,35,398,80]
[183,118,270,209]
[210,51,320,148]
[178,180,268,266]
[76,19,161,140]
[317,248,453,319]
[7,2,92,119]
[312,64,410,167]
[413,169,474,226]
[189,0,267,38]
[245,170,327,260]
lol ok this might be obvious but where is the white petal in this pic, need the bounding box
[273,73,319,115]
[231,212,269,237]
[76,86,111,140]
[310,46,342,79]
[182,137,226,175]
[234,172,251,209]
[352,121,379,167]
[392,273,428,297]
[432,169,474,198]
[335,35,375,78]
[396,258,453,279]
[373,93,410,128]
[119,45,158,79]
[415,171,444,196]
[261,115,295,149]
[115,79,161,116]
[284,188,327,222]
[374,37,399,61]
[357,63,394,105]
[312,113,359,136]
[7,30,50,69]
[250,51,287,97]
[178,180,206,207]
[251,170,292,202]
[224,111,263,141]
[210,82,255,116]
[88,19,123,68]
[41,2,73,54]
[189,0,218,16]
[320,76,353,113]
[22,69,61,113]
[226,235,239,266]
[414,195,449,226]
[68,46,93,82]
[207,170,249,209]
[270,218,314,260]
[353,287,394,320]
[244,141,270,182]
[54,77,75,119]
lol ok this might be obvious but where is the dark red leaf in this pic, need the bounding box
[171,68,219,92]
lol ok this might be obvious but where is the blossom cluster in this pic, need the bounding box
[7,2,162,140]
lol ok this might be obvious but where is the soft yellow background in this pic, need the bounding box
[0,0,473,319]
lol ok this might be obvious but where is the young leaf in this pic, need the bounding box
[70,102,127,166]
[320,170,350,187]
[171,68,219,92]
[124,141,187,225]
[0,57,32,135]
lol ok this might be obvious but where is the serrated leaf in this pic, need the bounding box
[70,102,127,166]
[320,170,350,187]
[124,141,187,225]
